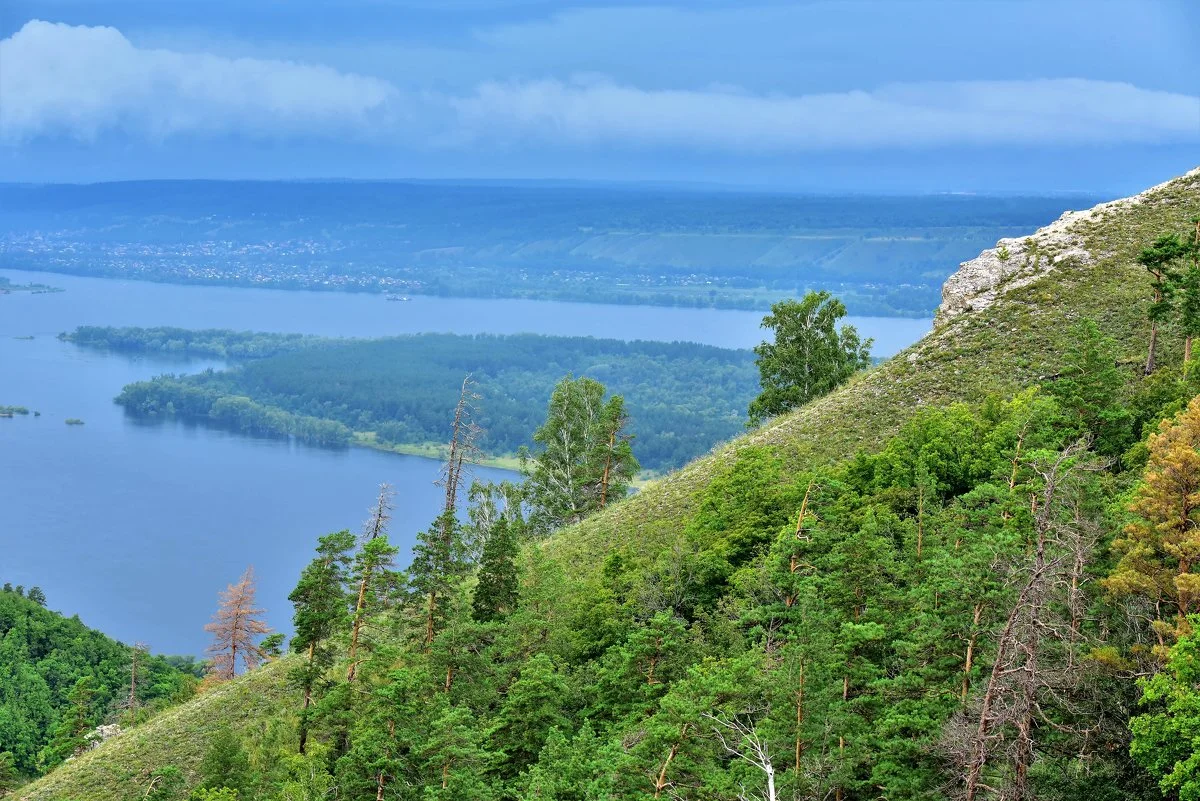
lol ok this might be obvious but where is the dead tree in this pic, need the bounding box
[424,375,483,648]
[204,567,272,681]
[705,707,779,801]
[347,483,394,681]
[955,439,1103,801]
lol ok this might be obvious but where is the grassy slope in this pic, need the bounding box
[539,167,1200,594]
[23,167,1198,800]
[18,661,296,801]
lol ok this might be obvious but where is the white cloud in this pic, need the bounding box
[3,19,1197,154]
[0,20,398,142]
[451,76,1200,151]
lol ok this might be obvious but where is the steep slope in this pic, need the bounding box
[18,660,295,801]
[541,166,1199,589]
[21,167,1198,800]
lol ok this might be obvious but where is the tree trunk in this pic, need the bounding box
[653,724,689,798]
[599,429,615,509]
[1146,310,1160,375]
[961,603,983,702]
[794,661,805,770]
[299,642,315,754]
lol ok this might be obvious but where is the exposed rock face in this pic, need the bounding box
[935,167,1200,326]
[85,723,123,750]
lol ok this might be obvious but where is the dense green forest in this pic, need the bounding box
[75,329,759,472]
[17,170,1200,801]
[0,586,197,781]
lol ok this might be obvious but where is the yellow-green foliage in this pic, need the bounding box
[19,660,297,801]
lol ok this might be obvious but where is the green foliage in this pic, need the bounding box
[98,331,757,471]
[196,728,251,797]
[748,290,872,424]
[524,376,639,534]
[472,517,520,623]
[26,172,1200,801]
[0,587,190,776]
[1131,618,1200,800]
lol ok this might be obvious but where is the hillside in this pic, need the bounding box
[543,166,1200,586]
[17,661,294,801]
[20,167,1199,801]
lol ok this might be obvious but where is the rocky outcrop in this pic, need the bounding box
[935,167,1200,326]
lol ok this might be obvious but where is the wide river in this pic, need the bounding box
[0,270,931,654]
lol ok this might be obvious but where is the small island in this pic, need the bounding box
[0,405,31,418]
[0,275,64,294]
[64,418,85,425]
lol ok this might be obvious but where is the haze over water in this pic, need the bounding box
[0,271,930,654]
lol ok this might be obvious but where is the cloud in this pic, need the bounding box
[0,20,398,142]
[4,19,1197,155]
[451,76,1200,151]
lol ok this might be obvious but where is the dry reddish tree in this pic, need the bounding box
[204,566,272,682]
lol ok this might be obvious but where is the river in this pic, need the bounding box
[0,270,932,654]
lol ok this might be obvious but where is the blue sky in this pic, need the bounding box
[1,0,1197,191]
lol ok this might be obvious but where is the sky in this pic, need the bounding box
[0,0,1197,192]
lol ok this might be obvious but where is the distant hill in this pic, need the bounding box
[0,180,1091,316]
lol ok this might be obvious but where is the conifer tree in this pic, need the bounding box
[1106,394,1200,658]
[1138,233,1188,375]
[414,377,482,647]
[471,516,519,623]
[345,535,399,681]
[42,676,97,767]
[288,529,355,753]
[197,727,253,797]
[0,751,16,796]
[346,484,395,682]
[203,567,272,682]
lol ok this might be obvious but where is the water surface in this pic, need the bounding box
[0,273,931,654]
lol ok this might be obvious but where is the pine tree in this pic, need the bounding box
[288,529,355,753]
[203,567,273,682]
[411,511,470,649]
[197,727,253,796]
[346,484,396,682]
[1138,233,1188,375]
[1106,394,1200,658]
[0,751,16,797]
[42,676,97,767]
[471,516,519,623]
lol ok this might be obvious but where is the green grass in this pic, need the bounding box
[24,167,1199,801]
[19,660,298,801]
[537,166,1200,597]
[352,431,526,472]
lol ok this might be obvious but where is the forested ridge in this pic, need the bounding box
[19,168,1200,801]
[70,330,758,472]
[0,587,196,783]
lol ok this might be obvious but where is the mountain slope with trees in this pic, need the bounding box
[19,167,1200,801]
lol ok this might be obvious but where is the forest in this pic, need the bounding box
[13,172,1200,801]
[0,586,198,781]
[78,329,760,472]
[29,320,1200,801]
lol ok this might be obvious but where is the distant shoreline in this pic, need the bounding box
[0,264,933,319]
